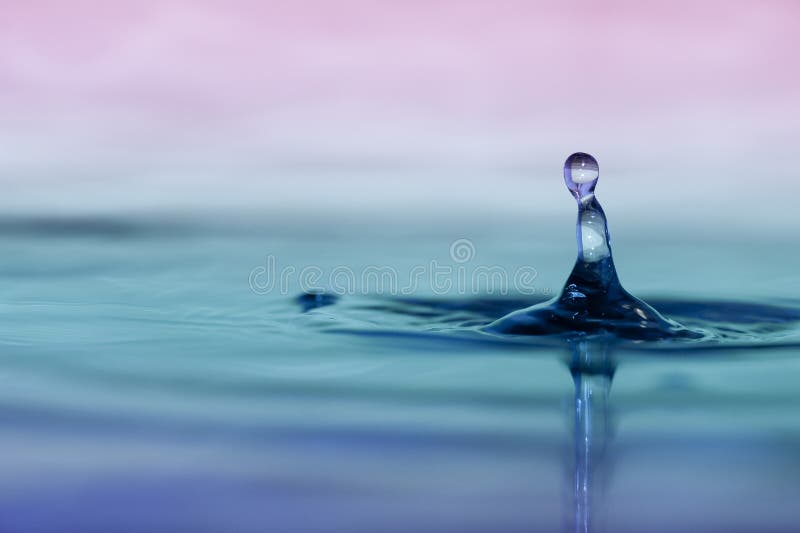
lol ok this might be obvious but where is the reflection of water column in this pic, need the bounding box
[568,340,614,533]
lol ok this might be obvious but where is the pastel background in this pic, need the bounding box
[2,0,798,228]
[2,4,800,532]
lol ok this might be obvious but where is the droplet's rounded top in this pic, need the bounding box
[564,152,599,200]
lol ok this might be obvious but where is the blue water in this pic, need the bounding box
[1,213,799,532]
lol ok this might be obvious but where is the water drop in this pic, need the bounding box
[564,152,599,201]
[297,291,338,312]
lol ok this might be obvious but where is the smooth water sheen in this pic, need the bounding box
[1,209,799,533]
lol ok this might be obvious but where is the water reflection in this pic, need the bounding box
[566,339,615,533]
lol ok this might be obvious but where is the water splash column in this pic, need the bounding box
[563,152,611,264]
[487,152,697,338]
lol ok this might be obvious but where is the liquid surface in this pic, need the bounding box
[1,213,799,533]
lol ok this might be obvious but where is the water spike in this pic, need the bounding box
[563,152,612,263]
[484,153,701,340]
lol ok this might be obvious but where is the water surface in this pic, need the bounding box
[1,214,799,533]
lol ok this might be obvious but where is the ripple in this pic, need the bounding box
[304,294,800,353]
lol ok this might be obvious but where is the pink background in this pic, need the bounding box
[1,1,798,224]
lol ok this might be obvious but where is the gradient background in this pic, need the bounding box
[2,0,798,228]
[2,4,800,532]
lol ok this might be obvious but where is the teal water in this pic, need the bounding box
[1,214,799,532]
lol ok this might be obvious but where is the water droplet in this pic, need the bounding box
[564,152,599,200]
[296,291,338,312]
